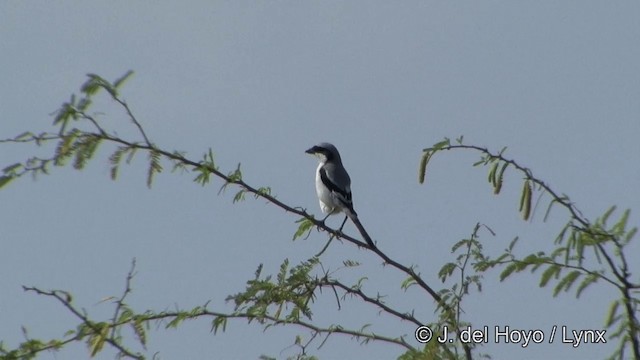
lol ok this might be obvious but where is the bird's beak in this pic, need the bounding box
[305,146,316,154]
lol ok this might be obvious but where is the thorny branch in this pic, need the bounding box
[20,284,417,355]
[22,286,144,359]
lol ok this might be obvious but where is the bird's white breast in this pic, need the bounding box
[315,163,339,214]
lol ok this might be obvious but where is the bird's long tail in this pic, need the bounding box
[346,212,375,248]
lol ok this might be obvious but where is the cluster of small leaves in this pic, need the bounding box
[492,207,636,297]
[0,130,75,188]
[54,71,133,135]
[293,218,315,241]
[227,258,319,325]
[2,288,147,360]
[0,71,152,190]
[163,304,213,331]
[432,223,494,359]
[486,207,639,359]
[146,150,162,188]
[417,138,450,184]
[71,134,103,170]
[419,139,534,220]
[491,240,602,298]
[605,298,640,360]
[438,224,489,299]
[109,146,139,180]
[3,261,248,360]
[1,72,182,191]
[419,138,639,359]
[0,152,51,189]
[193,149,217,186]
[0,336,64,360]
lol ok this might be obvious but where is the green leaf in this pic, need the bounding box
[72,135,102,170]
[605,300,620,327]
[472,159,484,166]
[125,147,138,164]
[575,234,585,265]
[499,263,518,281]
[553,223,570,245]
[193,166,211,186]
[108,146,126,166]
[400,276,417,290]
[89,323,109,357]
[488,161,498,185]
[539,265,560,287]
[612,209,630,236]
[494,162,508,194]
[292,218,314,241]
[53,101,76,127]
[342,260,360,267]
[166,313,185,329]
[520,180,532,221]
[132,317,146,347]
[575,273,598,298]
[82,73,117,97]
[206,148,216,166]
[418,151,430,184]
[624,227,637,245]
[430,139,450,151]
[451,238,468,253]
[277,258,289,284]
[76,97,92,112]
[233,189,246,203]
[544,199,559,222]
[81,74,103,96]
[553,270,581,297]
[520,253,543,268]
[147,150,163,188]
[253,264,263,279]
[108,147,130,180]
[355,276,369,289]
[113,70,134,89]
[255,186,272,198]
[228,163,243,182]
[601,205,617,225]
[438,263,457,282]
[519,180,527,212]
[0,176,14,189]
[54,130,78,166]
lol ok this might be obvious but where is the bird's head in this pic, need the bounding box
[305,142,341,163]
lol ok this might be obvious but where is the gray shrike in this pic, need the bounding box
[306,143,375,248]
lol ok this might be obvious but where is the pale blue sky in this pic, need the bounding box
[1,2,639,359]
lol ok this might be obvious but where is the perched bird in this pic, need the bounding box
[305,142,375,248]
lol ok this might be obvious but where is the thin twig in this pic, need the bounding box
[110,258,138,339]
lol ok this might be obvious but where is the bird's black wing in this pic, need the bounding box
[319,167,354,209]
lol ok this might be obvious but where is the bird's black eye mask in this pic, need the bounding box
[306,146,333,161]
[305,146,321,154]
